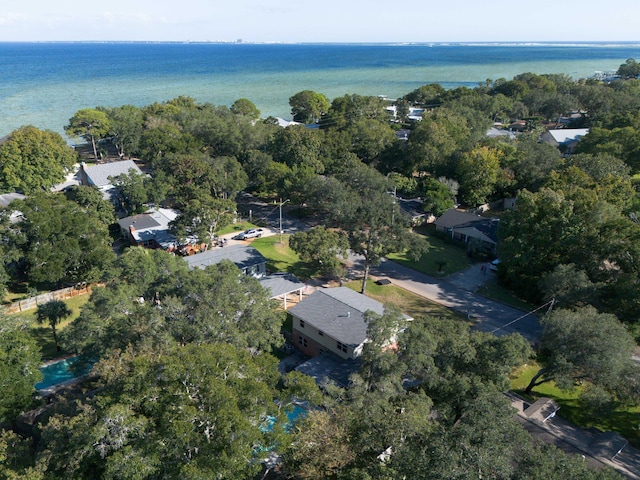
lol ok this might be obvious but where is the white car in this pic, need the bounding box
[234,228,264,240]
[489,259,500,271]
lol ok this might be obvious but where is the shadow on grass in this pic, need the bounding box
[252,235,319,281]
[343,279,466,323]
[388,225,473,277]
[30,326,67,361]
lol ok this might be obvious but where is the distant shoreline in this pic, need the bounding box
[1,40,640,47]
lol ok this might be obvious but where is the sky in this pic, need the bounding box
[0,0,639,43]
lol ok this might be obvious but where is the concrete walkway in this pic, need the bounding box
[445,262,495,292]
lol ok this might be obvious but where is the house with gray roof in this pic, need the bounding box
[540,128,589,154]
[288,287,412,361]
[258,272,306,308]
[184,244,267,277]
[434,209,499,253]
[79,160,143,200]
[117,208,180,251]
[0,192,25,209]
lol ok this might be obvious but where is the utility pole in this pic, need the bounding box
[279,198,290,244]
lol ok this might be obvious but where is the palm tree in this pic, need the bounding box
[36,300,72,352]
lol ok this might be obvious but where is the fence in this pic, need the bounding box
[3,284,93,314]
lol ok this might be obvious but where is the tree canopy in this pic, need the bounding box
[0,126,76,193]
[65,108,111,160]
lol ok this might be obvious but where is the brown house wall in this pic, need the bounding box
[292,327,325,358]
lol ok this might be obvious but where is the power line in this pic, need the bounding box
[489,298,555,334]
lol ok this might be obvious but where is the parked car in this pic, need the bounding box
[233,228,264,240]
[489,259,501,272]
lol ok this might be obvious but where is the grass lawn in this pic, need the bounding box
[343,279,466,323]
[11,294,91,361]
[476,277,535,311]
[387,227,473,277]
[251,234,316,280]
[216,221,260,236]
[511,363,640,448]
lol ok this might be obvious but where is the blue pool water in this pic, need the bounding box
[262,404,308,433]
[35,357,92,390]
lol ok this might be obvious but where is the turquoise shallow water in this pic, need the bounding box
[35,357,92,390]
[2,42,640,137]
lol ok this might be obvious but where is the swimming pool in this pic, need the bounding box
[261,404,308,433]
[36,357,92,390]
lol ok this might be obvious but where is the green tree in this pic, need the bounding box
[0,318,43,424]
[0,428,46,479]
[231,98,261,120]
[421,177,455,216]
[456,145,502,206]
[538,263,599,309]
[0,126,77,193]
[101,104,144,158]
[525,306,638,398]
[617,58,640,79]
[268,125,325,173]
[403,83,446,106]
[289,226,349,279]
[65,108,111,160]
[38,343,286,480]
[323,94,388,130]
[510,133,562,192]
[283,408,356,479]
[109,168,150,215]
[63,249,284,359]
[575,126,640,173]
[65,184,116,226]
[405,108,470,176]
[209,155,248,198]
[10,192,115,287]
[289,90,330,124]
[344,190,427,293]
[345,118,397,164]
[169,196,236,249]
[138,118,200,164]
[36,300,72,352]
[392,392,531,480]
[401,316,531,420]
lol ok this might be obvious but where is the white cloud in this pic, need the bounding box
[0,0,639,42]
[0,12,27,26]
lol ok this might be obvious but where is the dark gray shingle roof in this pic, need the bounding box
[258,273,305,298]
[288,287,410,347]
[185,244,266,270]
[434,209,499,243]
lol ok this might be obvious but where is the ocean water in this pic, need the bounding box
[2,42,640,137]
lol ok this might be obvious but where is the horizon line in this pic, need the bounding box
[1,40,640,46]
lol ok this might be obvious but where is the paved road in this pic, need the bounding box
[351,256,543,343]
[236,192,543,342]
[235,192,311,235]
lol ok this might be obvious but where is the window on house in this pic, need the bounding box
[299,320,305,328]
[336,341,347,353]
[303,338,308,347]
[318,330,323,336]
